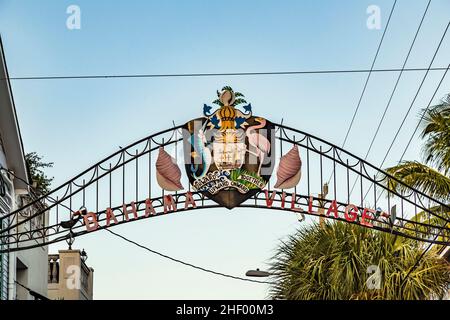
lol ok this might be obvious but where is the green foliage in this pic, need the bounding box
[233,98,247,106]
[25,152,53,195]
[395,205,450,251]
[269,222,450,300]
[384,161,450,202]
[229,168,265,189]
[383,95,450,202]
[212,87,247,107]
[421,100,450,176]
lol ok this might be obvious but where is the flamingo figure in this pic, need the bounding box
[246,117,271,175]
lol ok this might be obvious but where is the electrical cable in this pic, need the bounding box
[377,21,449,172]
[356,21,450,203]
[105,228,275,285]
[348,0,432,196]
[399,206,449,292]
[327,0,397,184]
[399,65,450,162]
[364,63,450,203]
[0,168,274,286]
[1,67,448,82]
[14,280,50,300]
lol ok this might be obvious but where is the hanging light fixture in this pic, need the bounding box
[81,248,88,263]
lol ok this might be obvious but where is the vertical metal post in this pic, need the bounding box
[319,183,328,228]
[306,138,310,196]
[149,139,152,199]
[135,149,139,201]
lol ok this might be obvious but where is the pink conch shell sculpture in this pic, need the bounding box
[156,147,183,191]
[274,145,302,189]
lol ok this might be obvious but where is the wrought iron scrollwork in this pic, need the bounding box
[0,123,449,253]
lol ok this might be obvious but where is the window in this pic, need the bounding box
[0,170,12,300]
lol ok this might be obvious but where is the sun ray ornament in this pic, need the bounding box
[183,87,275,209]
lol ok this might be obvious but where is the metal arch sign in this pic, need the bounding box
[79,86,389,232]
[4,84,449,254]
[76,86,312,233]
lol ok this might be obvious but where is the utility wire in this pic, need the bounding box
[1,167,273,286]
[395,69,450,288]
[0,167,64,213]
[367,64,450,204]
[377,21,449,172]
[327,0,397,184]
[0,67,448,82]
[340,0,397,150]
[14,280,50,300]
[399,64,450,162]
[348,0,431,196]
[361,21,450,203]
[105,228,275,285]
[399,206,450,292]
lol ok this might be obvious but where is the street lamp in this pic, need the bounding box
[81,248,88,263]
[245,268,271,277]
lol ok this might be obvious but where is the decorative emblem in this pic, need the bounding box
[183,86,275,209]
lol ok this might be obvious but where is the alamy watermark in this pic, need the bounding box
[366,264,382,289]
[66,5,81,30]
[66,265,81,290]
[367,5,381,30]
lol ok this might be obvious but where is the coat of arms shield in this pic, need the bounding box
[183,87,275,209]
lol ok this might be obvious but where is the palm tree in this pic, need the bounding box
[384,94,450,202]
[383,94,450,244]
[269,95,450,300]
[269,221,450,300]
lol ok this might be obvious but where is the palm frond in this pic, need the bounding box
[383,161,450,202]
[420,101,450,175]
[232,98,247,106]
[269,221,450,300]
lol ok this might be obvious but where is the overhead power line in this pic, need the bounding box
[2,166,274,285]
[366,64,450,204]
[362,0,431,164]
[105,228,274,285]
[327,0,397,185]
[14,280,50,300]
[377,21,450,170]
[362,21,450,203]
[0,67,448,82]
[338,0,397,155]
[349,0,431,196]
[398,64,450,162]
[399,207,450,292]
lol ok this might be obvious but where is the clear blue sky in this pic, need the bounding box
[1,0,449,299]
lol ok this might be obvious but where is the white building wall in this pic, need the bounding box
[0,161,12,300]
[7,190,49,300]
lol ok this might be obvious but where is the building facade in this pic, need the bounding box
[0,36,49,300]
[48,250,94,300]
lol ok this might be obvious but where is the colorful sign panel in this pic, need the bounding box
[183,87,275,208]
[73,86,393,233]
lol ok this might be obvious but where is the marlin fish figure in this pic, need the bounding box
[190,127,212,179]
